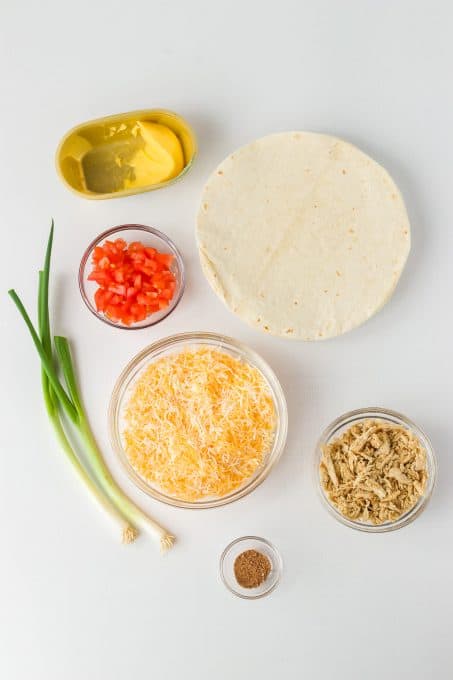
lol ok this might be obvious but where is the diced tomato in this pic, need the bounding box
[88,270,111,285]
[129,250,146,263]
[94,289,107,311]
[152,274,166,290]
[130,303,147,321]
[128,241,145,253]
[114,238,127,251]
[97,256,110,269]
[92,246,106,262]
[155,253,174,267]
[143,257,157,271]
[89,237,178,325]
[136,292,150,305]
[160,287,174,300]
[121,314,134,325]
[105,304,121,321]
[108,284,126,297]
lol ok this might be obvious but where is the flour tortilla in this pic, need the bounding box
[197,132,410,340]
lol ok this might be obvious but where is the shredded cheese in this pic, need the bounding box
[122,347,276,501]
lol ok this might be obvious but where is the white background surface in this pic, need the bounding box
[1,1,452,678]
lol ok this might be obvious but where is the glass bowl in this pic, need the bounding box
[219,536,282,599]
[79,224,185,330]
[315,407,437,533]
[108,332,288,508]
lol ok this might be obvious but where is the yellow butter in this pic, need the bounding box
[124,122,184,188]
[56,109,196,199]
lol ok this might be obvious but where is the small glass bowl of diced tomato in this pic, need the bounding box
[79,224,185,329]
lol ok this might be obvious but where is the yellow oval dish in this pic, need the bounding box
[56,109,197,199]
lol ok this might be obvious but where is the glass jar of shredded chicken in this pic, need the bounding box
[315,408,437,532]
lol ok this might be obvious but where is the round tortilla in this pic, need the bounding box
[197,132,410,340]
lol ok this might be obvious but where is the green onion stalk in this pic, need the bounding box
[9,222,174,551]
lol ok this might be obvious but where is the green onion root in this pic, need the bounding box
[79,420,174,551]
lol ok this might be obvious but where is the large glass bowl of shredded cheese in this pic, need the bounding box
[109,332,288,508]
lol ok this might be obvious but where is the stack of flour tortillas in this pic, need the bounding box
[197,132,410,340]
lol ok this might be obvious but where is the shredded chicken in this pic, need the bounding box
[320,419,428,525]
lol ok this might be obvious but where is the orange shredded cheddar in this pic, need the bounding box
[122,347,276,501]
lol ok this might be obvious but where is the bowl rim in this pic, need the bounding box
[78,223,185,330]
[219,535,283,599]
[314,406,437,533]
[108,331,288,508]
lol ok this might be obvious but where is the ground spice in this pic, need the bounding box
[234,549,272,588]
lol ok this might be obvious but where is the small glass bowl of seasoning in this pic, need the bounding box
[315,407,437,533]
[79,224,185,330]
[220,536,282,599]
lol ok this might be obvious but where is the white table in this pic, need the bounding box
[1,1,452,678]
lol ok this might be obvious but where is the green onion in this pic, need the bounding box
[9,222,174,551]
